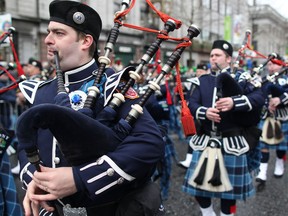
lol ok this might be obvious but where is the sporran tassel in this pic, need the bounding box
[208,154,222,186]
[260,117,284,145]
[193,154,208,185]
[267,119,274,139]
[274,120,283,140]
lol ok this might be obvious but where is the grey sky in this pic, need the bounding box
[247,0,288,19]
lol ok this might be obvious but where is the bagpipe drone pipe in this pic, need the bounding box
[16,18,200,168]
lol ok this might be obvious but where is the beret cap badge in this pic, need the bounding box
[223,43,229,50]
[73,12,85,24]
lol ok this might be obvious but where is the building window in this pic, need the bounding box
[203,0,210,8]
[252,24,258,33]
[252,40,257,51]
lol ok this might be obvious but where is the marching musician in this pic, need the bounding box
[182,40,265,216]
[256,53,288,190]
[16,1,164,215]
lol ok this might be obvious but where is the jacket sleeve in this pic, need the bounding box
[188,82,209,121]
[232,86,265,112]
[72,102,165,203]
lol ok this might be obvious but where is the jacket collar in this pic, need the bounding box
[64,58,97,85]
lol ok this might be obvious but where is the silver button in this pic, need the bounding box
[97,158,104,165]
[54,157,60,164]
[107,168,114,176]
[117,177,124,184]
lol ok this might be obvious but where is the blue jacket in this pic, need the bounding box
[17,59,164,207]
[189,69,265,132]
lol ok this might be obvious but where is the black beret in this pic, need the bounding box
[197,63,208,70]
[212,40,233,57]
[28,58,43,70]
[49,0,102,44]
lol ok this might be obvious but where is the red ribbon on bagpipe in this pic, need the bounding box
[0,27,25,95]
[174,39,197,137]
[235,30,287,69]
[117,0,182,38]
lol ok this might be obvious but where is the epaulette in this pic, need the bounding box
[186,77,200,86]
[18,79,52,104]
[104,66,137,106]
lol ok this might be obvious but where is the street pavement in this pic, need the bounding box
[9,133,288,216]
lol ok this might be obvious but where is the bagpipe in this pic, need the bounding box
[239,55,288,104]
[215,66,262,149]
[261,66,288,96]
[251,53,278,76]
[233,29,288,91]
[232,29,251,75]
[231,31,288,145]
[16,0,199,170]
[0,27,26,94]
[239,52,286,90]
[0,27,26,161]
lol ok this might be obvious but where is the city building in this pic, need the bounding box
[0,0,287,69]
[249,4,288,64]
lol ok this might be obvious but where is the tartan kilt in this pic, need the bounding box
[182,149,255,200]
[258,119,288,150]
